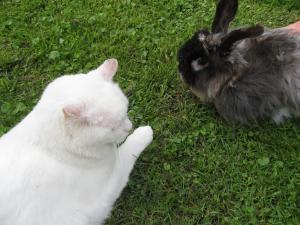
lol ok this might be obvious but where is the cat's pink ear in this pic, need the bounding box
[62,105,105,125]
[97,58,118,80]
[63,105,85,120]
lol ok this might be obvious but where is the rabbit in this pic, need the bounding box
[177,0,300,124]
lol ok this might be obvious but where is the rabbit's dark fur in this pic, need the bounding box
[177,0,300,124]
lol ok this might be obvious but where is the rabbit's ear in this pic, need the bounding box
[212,0,238,33]
[220,25,264,53]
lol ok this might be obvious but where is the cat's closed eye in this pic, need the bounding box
[110,117,128,131]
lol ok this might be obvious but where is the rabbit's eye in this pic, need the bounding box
[197,57,208,65]
[191,57,208,71]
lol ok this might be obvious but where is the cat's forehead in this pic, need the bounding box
[53,74,112,91]
[45,74,127,104]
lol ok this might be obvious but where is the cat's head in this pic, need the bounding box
[38,59,132,150]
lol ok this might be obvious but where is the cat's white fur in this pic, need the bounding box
[0,59,153,225]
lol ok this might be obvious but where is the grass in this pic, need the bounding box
[260,0,300,9]
[0,0,299,224]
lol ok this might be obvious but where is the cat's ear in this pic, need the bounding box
[97,58,118,80]
[63,104,105,125]
[63,104,86,121]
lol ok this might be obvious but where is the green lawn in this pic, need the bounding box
[0,0,299,224]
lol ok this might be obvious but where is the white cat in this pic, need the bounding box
[0,59,153,225]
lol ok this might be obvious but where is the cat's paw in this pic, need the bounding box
[119,126,153,156]
[132,126,153,147]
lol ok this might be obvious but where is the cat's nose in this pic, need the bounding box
[124,119,132,132]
